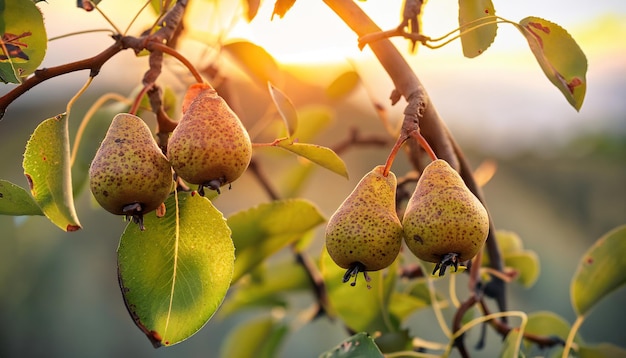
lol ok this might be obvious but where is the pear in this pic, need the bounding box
[89,113,173,230]
[402,159,489,276]
[167,83,252,196]
[325,165,403,286]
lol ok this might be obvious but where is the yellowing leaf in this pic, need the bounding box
[222,41,283,88]
[571,225,626,316]
[517,17,587,111]
[505,250,540,288]
[268,82,298,137]
[458,0,497,58]
[0,0,47,83]
[274,138,349,179]
[117,192,234,347]
[326,71,360,100]
[228,199,325,283]
[23,114,81,231]
[0,179,43,216]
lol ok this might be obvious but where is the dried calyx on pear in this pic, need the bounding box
[167,83,252,196]
[402,159,489,276]
[89,113,173,230]
[325,165,403,287]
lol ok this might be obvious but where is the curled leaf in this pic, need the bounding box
[517,17,587,111]
[268,82,298,137]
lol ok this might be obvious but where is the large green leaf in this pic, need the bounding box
[222,40,284,88]
[571,225,626,316]
[23,114,81,231]
[389,280,447,321]
[0,179,42,215]
[268,82,298,138]
[522,311,578,353]
[505,250,540,288]
[458,0,497,58]
[320,247,398,334]
[319,332,384,358]
[274,138,349,179]
[0,0,47,83]
[117,192,234,347]
[228,199,325,283]
[517,17,587,111]
[219,316,288,358]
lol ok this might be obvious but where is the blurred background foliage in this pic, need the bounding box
[0,0,625,357]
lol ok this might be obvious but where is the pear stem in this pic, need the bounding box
[382,134,409,177]
[146,41,205,84]
[411,129,438,162]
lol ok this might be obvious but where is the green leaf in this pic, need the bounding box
[505,250,540,288]
[23,114,81,231]
[219,316,288,358]
[117,192,234,347]
[228,199,325,283]
[523,311,576,352]
[0,0,47,83]
[219,258,312,317]
[517,17,587,111]
[319,332,384,358]
[499,328,522,358]
[321,247,398,333]
[571,225,626,316]
[579,343,626,358]
[326,71,360,100]
[458,0,497,58]
[0,179,42,215]
[222,40,284,88]
[268,82,298,138]
[274,138,349,179]
[389,280,447,321]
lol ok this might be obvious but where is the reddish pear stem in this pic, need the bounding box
[411,130,438,161]
[382,134,408,177]
[129,83,154,115]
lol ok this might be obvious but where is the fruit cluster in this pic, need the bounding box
[88,83,252,230]
[325,159,489,284]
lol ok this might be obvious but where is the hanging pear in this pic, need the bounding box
[325,165,403,286]
[167,83,252,196]
[89,113,173,230]
[402,159,489,276]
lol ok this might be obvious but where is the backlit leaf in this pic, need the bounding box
[517,17,587,111]
[326,71,360,100]
[268,82,298,137]
[219,316,288,358]
[571,225,626,316]
[499,328,522,358]
[0,180,42,216]
[228,199,325,283]
[321,247,398,333]
[223,40,284,88]
[117,192,234,347]
[23,114,81,231]
[243,0,261,22]
[0,0,48,83]
[271,0,296,20]
[319,332,384,358]
[458,0,497,58]
[274,138,349,179]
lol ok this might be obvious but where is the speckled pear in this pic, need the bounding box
[167,83,252,196]
[325,165,403,285]
[89,113,173,230]
[402,159,489,276]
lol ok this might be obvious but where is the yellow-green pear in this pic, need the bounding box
[167,83,252,196]
[89,113,173,230]
[402,159,489,276]
[325,165,403,285]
